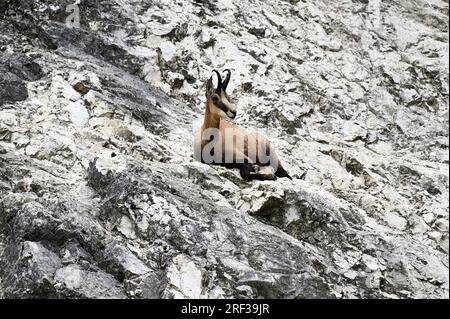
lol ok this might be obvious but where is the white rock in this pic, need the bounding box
[400,88,420,105]
[410,216,429,235]
[428,231,442,242]
[151,23,176,37]
[65,100,90,126]
[54,265,82,289]
[51,75,81,101]
[362,254,379,272]
[332,251,351,270]
[117,216,137,240]
[434,219,449,232]
[285,206,300,225]
[344,270,358,280]
[167,254,203,299]
[159,41,178,63]
[423,212,435,224]
[341,121,367,142]
[384,211,407,231]
[11,133,30,148]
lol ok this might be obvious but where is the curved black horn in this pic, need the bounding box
[212,70,222,91]
[222,69,231,91]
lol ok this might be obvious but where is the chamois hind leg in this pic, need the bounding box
[275,165,292,180]
[266,147,292,180]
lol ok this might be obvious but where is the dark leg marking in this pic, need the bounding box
[239,163,256,181]
[275,165,292,180]
[239,164,276,181]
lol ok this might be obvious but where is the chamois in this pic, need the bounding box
[194,69,292,181]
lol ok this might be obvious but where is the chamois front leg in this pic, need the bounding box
[239,163,276,181]
[231,148,275,181]
[226,146,276,181]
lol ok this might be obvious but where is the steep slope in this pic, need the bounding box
[0,0,448,298]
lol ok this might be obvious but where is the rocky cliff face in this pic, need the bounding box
[0,0,448,298]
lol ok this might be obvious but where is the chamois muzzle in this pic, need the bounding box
[227,109,237,119]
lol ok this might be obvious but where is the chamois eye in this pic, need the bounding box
[212,95,219,102]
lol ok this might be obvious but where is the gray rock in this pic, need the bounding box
[54,264,126,299]
[0,0,448,299]
[0,53,43,82]
[1,241,62,298]
[0,72,28,105]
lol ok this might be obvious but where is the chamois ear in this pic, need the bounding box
[206,77,214,97]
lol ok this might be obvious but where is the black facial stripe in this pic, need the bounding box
[213,99,229,113]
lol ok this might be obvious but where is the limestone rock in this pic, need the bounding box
[0,0,448,299]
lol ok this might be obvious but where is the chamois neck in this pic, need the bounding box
[202,102,220,129]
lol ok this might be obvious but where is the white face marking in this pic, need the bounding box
[226,110,236,119]
[217,108,228,119]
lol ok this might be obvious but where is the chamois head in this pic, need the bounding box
[205,69,237,119]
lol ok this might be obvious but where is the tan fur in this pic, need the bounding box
[194,87,281,171]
